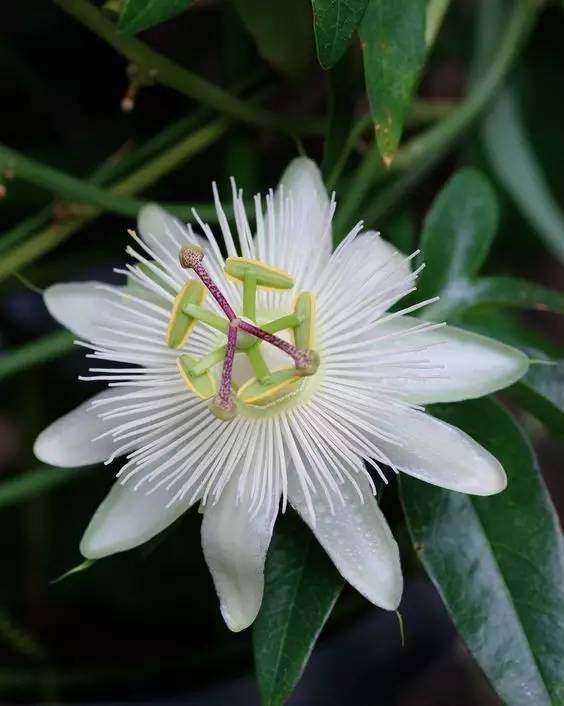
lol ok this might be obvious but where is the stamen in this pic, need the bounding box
[243,272,257,320]
[179,246,237,321]
[262,313,303,334]
[210,323,238,421]
[183,303,229,334]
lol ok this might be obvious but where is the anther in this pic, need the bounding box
[209,395,237,421]
[294,349,320,377]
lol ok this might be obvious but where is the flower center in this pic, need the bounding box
[168,246,319,421]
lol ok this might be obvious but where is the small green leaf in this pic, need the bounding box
[118,0,191,35]
[483,86,564,264]
[253,513,343,706]
[231,0,314,75]
[401,398,564,706]
[312,0,369,69]
[359,0,426,164]
[51,559,96,585]
[417,168,499,303]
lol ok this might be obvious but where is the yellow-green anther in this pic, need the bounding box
[293,292,316,349]
[243,272,257,320]
[166,280,207,348]
[224,257,294,290]
[177,354,216,399]
[245,344,271,382]
[183,303,229,334]
[188,346,227,376]
[237,367,302,407]
[262,313,303,334]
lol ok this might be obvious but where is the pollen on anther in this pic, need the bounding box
[179,245,205,269]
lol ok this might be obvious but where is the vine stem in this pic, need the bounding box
[0,118,229,281]
[54,0,324,137]
[333,0,539,238]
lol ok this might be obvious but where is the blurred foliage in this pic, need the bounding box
[1,0,564,704]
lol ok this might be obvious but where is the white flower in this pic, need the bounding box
[34,158,528,631]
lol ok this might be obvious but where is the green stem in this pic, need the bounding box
[334,0,538,237]
[0,465,90,511]
[0,119,229,220]
[0,331,74,381]
[54,0,323,136]
[0,119,229,282]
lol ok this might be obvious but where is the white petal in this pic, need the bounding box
[201,475,279,632]
[34,389,125,468]
[44,282,119,340]
[80,478,190,559]
[375,316,529,404]
[379,409,507,495]
[276,157,332,262]
[288,470,402,611]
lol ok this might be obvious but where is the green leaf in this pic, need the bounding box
[401,398,564,706]
[451,309,564,436]
[312,0,369,69]
[483,86,564,264]
[413,169,564,322]
[416,168,499,303]
[462,276,564,315]
[513,359,564,437]
[253,513,343,706]
[118,0,191,34]
[231,0,314,75]
[359,0,426,164]
[321,49,359,178]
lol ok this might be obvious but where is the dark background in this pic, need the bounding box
[1,0,563,703]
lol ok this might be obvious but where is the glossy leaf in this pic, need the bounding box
[483,87,564,263]
[424,274,564,322]
[514,359,564,437]
[452,309,564,436]
[414,169,564,323]
[416,168,498,303]
[118,0,191,34]
[401,398,564,706]
[253,513,343,706]
[231,0,314,75]
[359,0,426,164]
[312,0,369,69]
